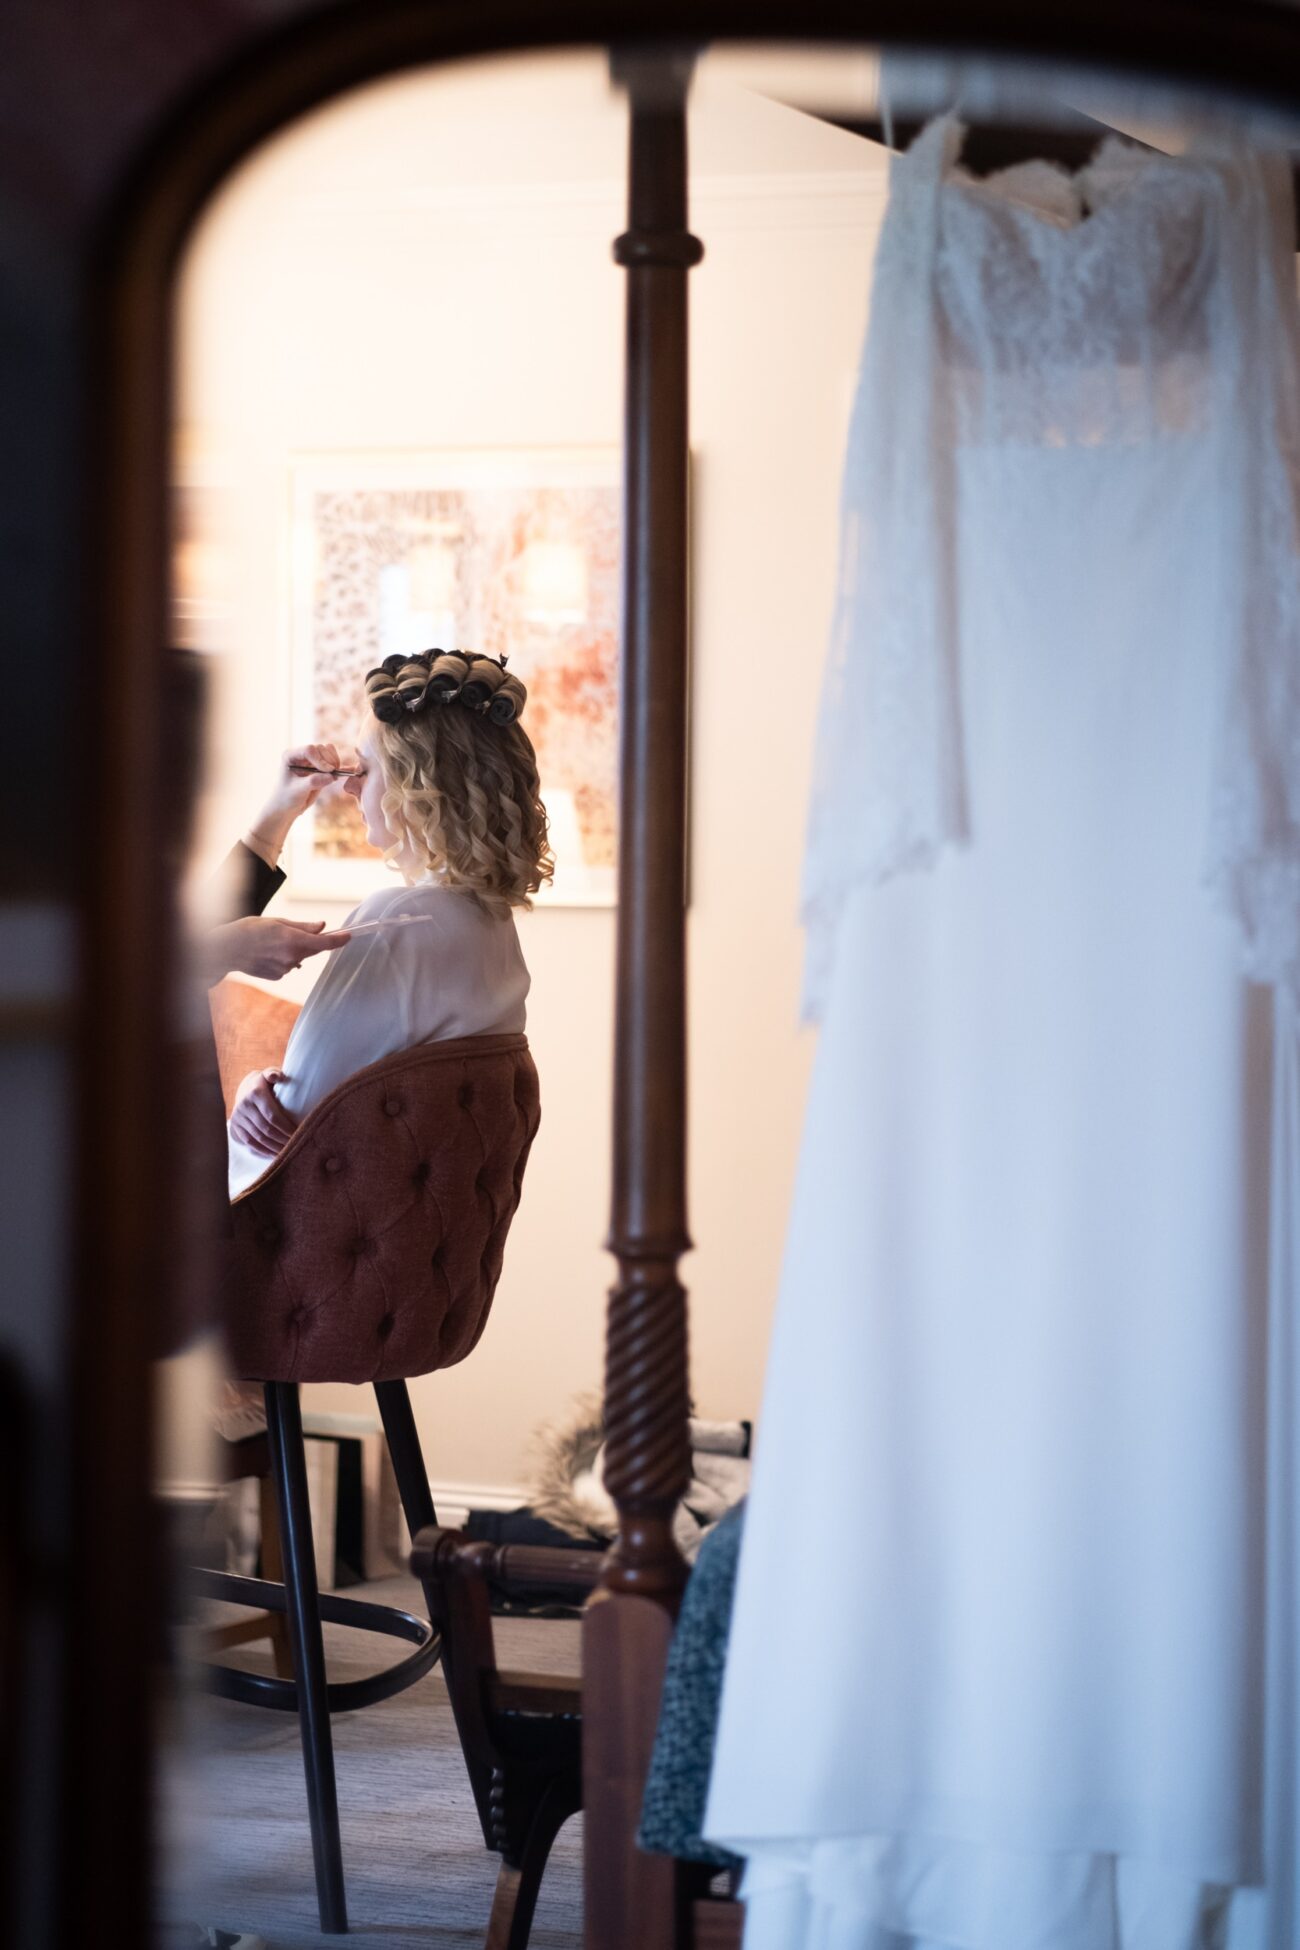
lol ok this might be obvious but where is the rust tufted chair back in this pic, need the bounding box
[225,1032,539,1385]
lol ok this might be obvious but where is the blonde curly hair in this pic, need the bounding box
[369,702,553,916]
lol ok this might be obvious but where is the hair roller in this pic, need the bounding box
[368,646,526,729]
[487,670,528,724]
[365,666,406,724]
[459,656,509,712]
[394,654,431,711]
[427,649,473,701]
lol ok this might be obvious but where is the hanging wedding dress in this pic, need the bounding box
[703,119,1300,1950]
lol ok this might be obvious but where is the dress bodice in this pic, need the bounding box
[800,116,1300,1020]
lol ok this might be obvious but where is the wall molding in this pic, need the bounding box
[158,1472,526,1532]
[156,1479,224,1505]
[426,1478,526,1530]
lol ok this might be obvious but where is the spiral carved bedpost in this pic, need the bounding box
[583,46,703,1950]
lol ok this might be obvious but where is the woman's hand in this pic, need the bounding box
[229,1067,299,1160]
[244,744,354,867]
[205,915,351,985]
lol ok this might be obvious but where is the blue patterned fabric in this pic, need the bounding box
[637,1502,746,1871]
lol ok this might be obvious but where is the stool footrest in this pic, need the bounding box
[194,1568,442,1713]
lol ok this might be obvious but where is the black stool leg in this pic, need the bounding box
[374,1379,438,1540]
[265,1381,348,1934]
[373,1381,446,1673]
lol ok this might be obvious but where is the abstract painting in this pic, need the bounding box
[287,448,620,905]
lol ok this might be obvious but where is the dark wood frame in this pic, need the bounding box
[79,4,1300,1943]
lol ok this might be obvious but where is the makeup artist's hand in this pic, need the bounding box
[229,1067,299,1161]
[204,915,351,985]
[244,743,353,868]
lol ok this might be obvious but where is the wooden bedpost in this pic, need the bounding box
[583,45,703,1950]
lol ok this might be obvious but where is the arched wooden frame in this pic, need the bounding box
[81,3,1300,1940]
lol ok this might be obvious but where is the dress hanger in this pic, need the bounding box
[771,93,1300,242]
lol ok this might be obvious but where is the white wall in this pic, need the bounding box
[176,50,887,1500]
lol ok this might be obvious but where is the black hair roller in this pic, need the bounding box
[365,666,406,723]
[427,649,473,700]
[459,656,509,712]
[488,671,527,724]
[394,654,431,711]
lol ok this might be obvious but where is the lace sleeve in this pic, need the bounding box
[800,119,970,1022]
[1205,150,1300,1013]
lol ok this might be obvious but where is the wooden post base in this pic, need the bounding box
[582,1587,681,1949]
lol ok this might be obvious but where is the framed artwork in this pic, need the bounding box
[286,447,620,906]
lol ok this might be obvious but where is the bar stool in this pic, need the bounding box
[197,1030,540,1934]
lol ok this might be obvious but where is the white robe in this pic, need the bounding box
[704,122,1300,1950]
[227,878,529,1198]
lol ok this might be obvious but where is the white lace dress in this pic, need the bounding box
[703,121,1300,1950]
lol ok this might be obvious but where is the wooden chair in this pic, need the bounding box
[196,1029,541,1935]
[410,1526,604,1950]
[406,1521,746,1950]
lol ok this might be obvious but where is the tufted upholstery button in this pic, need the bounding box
[384,1097,404,1117]
[259,1223,280,1251]
[457,1082,475,1110]
[352,1237,375,1260]
[377,1313,395,1340]
[323,1155,344,1175]
[412,1160,431,1187]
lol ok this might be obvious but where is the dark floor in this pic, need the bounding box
[161,1574,583,1950]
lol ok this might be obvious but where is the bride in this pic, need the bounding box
[226,649,551,1195]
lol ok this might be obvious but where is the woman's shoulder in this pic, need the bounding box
[343,881,421,926]
[390,881,519,930]
[344,878,521,944]
[338,882,470,939]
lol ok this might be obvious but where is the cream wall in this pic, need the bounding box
[176,50,887,1501]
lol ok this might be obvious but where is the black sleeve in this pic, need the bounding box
[218,840,286,918]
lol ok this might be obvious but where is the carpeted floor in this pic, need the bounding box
[162,1573,583,1949]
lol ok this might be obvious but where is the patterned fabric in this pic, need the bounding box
[637,1502,745,1873]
